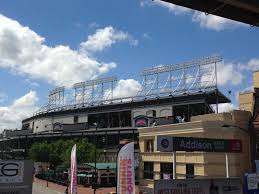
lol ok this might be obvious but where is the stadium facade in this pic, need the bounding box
[21,55,226,134]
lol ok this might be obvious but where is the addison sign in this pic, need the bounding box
[157,136,242,153]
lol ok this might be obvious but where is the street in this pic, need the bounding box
[33,184,63,194]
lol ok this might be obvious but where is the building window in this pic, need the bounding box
[74,116,78,124]
[256,143,259,153]
[145,140,154,152]
[160,163,173,179]
[144,162,154,179]
[186,163,194,179]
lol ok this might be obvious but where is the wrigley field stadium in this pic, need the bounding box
[0,55,230,162]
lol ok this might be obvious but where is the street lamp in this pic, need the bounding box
[93,123,98,194]
[47,167,50,187]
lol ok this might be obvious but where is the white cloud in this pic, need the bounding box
[212,103,237,113]
[153,0,190,14]
[217,62,243,86]
[247,58,259,71]
[192,12,245,31]
[80,26,138,53]
[0,91,38,130]
[0,14,134,87]
[88,22,100,29]
[105,79,142,100]
[0,93,7,104]
[141,0,245,31]
[140,0,190,15]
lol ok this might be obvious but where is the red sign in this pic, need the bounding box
[229,140,242,153]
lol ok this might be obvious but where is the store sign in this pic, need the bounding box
[0,160,34,194]
[154,178,242,194]
[244,173,259,193]
[157,136,242,153]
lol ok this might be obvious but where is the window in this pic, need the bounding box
[74,116,78,124]
[186,163,194,179]
[160,163,173,179]
[144,162,154,179]
[256,143,259,153]
[145,140,154,152]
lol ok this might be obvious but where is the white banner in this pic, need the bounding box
[117,142,135,194]
[70,144,77,194]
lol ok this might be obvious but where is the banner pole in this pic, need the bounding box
[173,151,176,179]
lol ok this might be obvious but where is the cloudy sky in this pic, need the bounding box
[0,0,259,129]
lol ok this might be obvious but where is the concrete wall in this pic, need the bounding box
[53,115,73,124]
[25,113,88,133]
[253,71,259,88]
[133,106,172,118]
[239,92,254,113]
[33,118,52,133]
[78,115,88,123]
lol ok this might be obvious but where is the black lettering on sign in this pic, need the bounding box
[0,163,19,177]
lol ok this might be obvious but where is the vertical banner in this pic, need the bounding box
[70,144,77,194]
[117,142,135,194]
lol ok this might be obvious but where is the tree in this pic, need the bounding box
[29,138,96,168]
[30,141,51,163]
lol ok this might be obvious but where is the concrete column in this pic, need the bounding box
[225,153,229,178]
[173,151,176,179]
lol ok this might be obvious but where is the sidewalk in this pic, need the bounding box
[33,178,139,194]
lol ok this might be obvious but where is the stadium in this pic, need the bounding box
[0,55,231,161]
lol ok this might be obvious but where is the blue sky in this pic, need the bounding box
[0,0,259,129]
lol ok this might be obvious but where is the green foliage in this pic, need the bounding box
[29,138,96,168]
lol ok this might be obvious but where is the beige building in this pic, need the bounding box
[239,71,259,114]
[138,110,251,193]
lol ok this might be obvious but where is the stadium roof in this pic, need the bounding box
[23,89,230,122]
[162,0,259,26]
